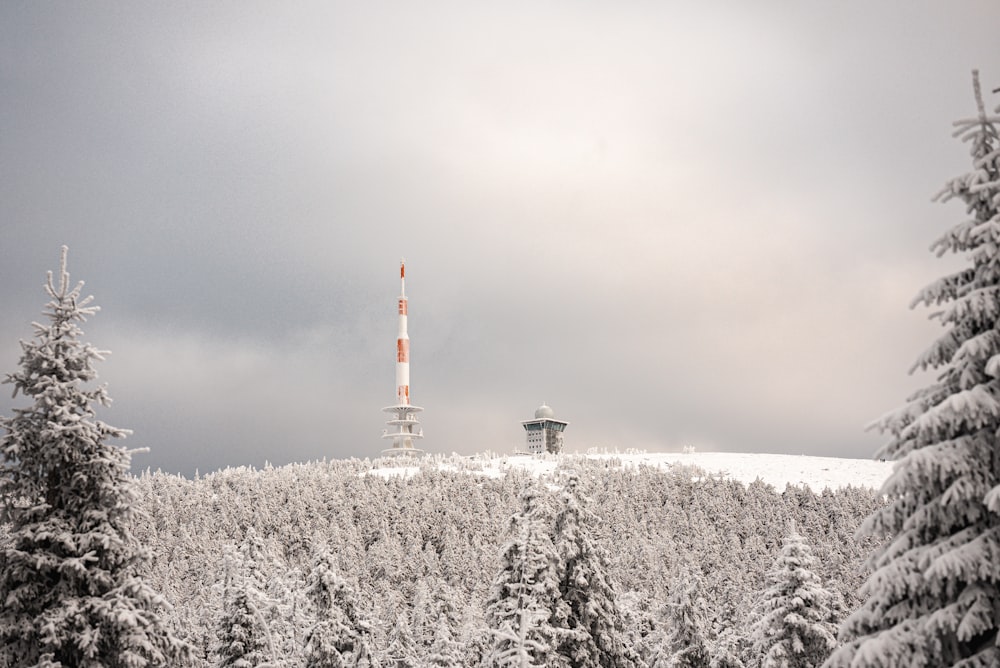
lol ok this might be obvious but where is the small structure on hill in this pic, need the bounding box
[521,403,568,454]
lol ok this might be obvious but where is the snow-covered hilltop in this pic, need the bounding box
[584,451,892,491]
[372,451,893,492]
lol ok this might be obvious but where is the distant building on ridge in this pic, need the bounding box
[521,403,568,454]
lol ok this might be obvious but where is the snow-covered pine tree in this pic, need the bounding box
[216,547,271,668]
[650,565,711,668]
[551,472,641,668]
[303,542,378,668]
[233,525,296,666]
[459,594,492,668]
[0,247,190,667]
[412,579,463,666]
[269,564,308,667]
[826,70,1000,667]
[383,610,419,668]
[425,614,463,667]
[484,484,564,668]
[750,522,836,668]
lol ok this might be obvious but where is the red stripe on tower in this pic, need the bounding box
[382,258,422,455]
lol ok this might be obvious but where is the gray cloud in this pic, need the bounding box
[2,2,999,475]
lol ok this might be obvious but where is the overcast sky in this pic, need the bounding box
[2,2,999,476]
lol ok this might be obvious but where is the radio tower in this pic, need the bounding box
[382,259,424,455]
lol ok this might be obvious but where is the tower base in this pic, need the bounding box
[380,445,424,457]
[382,403,424,456]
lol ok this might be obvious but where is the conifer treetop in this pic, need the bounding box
[0,246,189,666]
[829,69,1000,668]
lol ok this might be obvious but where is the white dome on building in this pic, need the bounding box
[534,403,555,419]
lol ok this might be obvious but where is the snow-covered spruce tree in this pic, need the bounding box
[484,484,564,668]
[650,565,711,668]
[750,523,836,668]
[412,579,463,666]
[551,472,641,668]
[303,543,378,668]
[231,525,295,666]
[270,564,309,666]
[215,546,271,668]
[383,611,419,668]
[826,70,1000,667]
[0,247,190,667]
[426,614,463,667]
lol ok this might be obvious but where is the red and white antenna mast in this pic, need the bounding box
[396,260,410,406]
[382,259,423,455]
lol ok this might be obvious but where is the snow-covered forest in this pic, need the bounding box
[113,455,881,666]
[0,238,885,667]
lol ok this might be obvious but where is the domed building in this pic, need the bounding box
[521,403,568,454]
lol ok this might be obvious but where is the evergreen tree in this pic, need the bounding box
[413,579,463,666]
[551,473,641,668]
[651,565,711,668]
[270,564,309,666]
[710,629,747,668]
[750,523,836,668]
[233,525,296,666]
[826,70,1000,666]
[458,595,492,668]
[383,611,419,668]
[0,247,189,667]
[484,485,564,668]
[425,614,463,667]
[303,543,378,668]
[216,548,271,668]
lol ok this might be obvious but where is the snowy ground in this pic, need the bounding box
[371,450,894,491]
[585,451,893,491]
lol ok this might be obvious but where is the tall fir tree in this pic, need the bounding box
[0,248,189,667]
[413,580,463,667]
[551,473,641,668]
[215,545,271,668]
[826,70,1000,667]
[303,543,378,668]
[215,544,275,668]
[426,613,463,667]
[270,564,309,666]
[650,565,711,668]
[750,523,836,668]
[383,610,419,668]
[484,484,565,668]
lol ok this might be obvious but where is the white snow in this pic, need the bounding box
[369,450,893,491]
[366,465,421,479]
[587,451,893,491]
